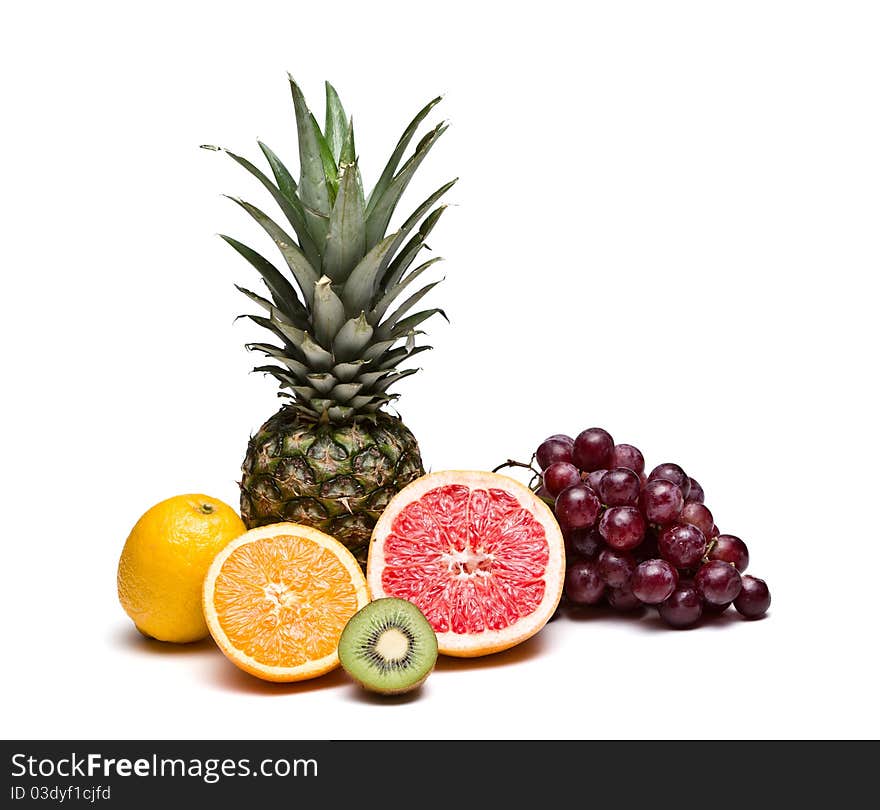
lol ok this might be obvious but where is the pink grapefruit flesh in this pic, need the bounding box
[367,470,566,657]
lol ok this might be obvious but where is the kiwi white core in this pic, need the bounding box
[375,627,410,661]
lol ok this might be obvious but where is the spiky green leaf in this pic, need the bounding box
[331,360,367,382]
[377,180,455,283]
[372,368,419,393]
[264,312,307,347]
[300,332,335,371]
[329,382,364,403]
[361,339,397,362]
[360,395,394,413]
[379,280,443,335]
[348,395,376,410]
[322,162,366,283]
[306,372,337,394]
[324,82,348,162]
[254,365,299,388]
[397,179,456,236]
[378,308,447,341]
[381,204,449,295]
[292,386,317,401]
[372,257,444,322]
[247,315,298,351]
[219,236,308,327]
[289,77,331,214]
[339,118,356,166]
[235,285,274,314]
[374,344,433,371]
[247,344,310,378]
[365,122,447,248]
[311,113,338,204]
[341,233,400,316]
[366,95,442,217]
[354,369,392,388]
[225,197,319,305]
[245,341,284,355]
[332,313,374,361]
[257,142,297,202]
[202,145,320,267]
[339,119,366,212]
[288,76,330,249]
[312,276,346,348]
[279,357,310,378]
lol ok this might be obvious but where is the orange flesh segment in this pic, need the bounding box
[212,534,360,668]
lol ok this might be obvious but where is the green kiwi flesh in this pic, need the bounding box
[338,597,438,694]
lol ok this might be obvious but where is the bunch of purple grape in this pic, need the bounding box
[536,428,771,628]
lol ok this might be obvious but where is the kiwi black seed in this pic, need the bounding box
[337,597,438,695]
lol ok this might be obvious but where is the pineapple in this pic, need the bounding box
[204,77,453,567]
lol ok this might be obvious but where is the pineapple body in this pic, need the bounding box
[241,408,424,565]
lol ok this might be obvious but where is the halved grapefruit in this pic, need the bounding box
[366,470,566,657]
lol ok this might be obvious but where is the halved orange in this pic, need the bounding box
[203,523,368,682]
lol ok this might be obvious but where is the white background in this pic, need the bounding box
[2,0,878,740]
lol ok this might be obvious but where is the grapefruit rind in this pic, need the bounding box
[202,522,369,682]
[367,470,565,658]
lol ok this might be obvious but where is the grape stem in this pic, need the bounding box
[491,457,542,491]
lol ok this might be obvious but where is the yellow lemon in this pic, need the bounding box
[117,494,246,643]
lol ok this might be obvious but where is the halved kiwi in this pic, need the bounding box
[337,597,438,694]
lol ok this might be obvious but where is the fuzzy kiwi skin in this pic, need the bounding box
[348,665,434,696]
[337,597,438,695]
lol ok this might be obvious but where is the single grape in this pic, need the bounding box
[599,506,646,550]
[640,479,684,525]
[631,559,678,604]
[708,524,720,539]
[679,502,714,538]
[598,467,641,506]
[555,484,601,529]
[658,523,707,569]
[694,560,742,605]
[658,586,703,628]
[536,434,574,469]
[597,548,636,588]
[542,461,582,497]
[708,534,749,572]
[586,469,607,491]
[568,527,603,559]
[648,463,691,500]
[607,584,643,611]
[686,477,704,503]
[610,444,645,475]
[572,427,614,472]
[564,559,605,605]
[734,576,771,619]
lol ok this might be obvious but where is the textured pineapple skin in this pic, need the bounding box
[240,406,425,567]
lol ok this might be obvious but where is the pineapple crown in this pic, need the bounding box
[203,75,454,423]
